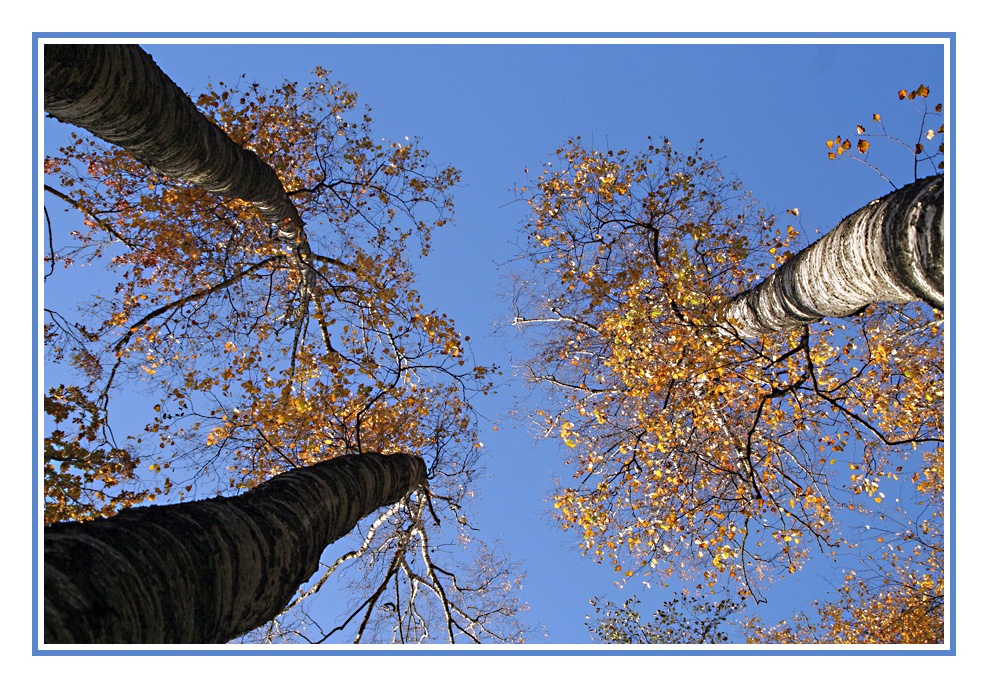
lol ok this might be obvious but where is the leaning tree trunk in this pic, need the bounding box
[721,175,944,338]
[43,43,315,291]
[44,452,427,644]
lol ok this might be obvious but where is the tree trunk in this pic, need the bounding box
[721,175,943,338]
[44,43,304,230]
[43,43,314,287]
[44,452,427,644]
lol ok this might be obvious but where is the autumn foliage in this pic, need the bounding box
[826,83,944,182]
[44,53,944,644]
[44,61,529,642]
[747,444,944,643]
[45,68,485,517]
[511,87,943,630]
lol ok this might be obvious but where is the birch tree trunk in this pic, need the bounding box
[722,175,944,338]
[44,43,306,231]
[43,43,314,290]
[44,452,427,644]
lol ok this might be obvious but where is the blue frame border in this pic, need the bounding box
[32,31,957,657]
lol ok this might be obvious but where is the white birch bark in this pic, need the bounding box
[722,175,943,338]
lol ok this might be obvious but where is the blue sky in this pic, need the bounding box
[38,37,951,649]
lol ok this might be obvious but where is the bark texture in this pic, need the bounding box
[44,452,427,644]
[44,44,304,231]
[722,175,944,338]
[43,43,315,294]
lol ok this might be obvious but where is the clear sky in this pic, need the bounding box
[40,37,949,647]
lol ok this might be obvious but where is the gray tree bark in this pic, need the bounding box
[721,175,943,338]
[44,452,427,644]
[44,43,303,231]
[43,43,314,290]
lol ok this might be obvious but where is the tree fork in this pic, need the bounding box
[44,452,427,643]
[722,175,943,338]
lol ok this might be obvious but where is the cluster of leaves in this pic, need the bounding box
[43,384,151,523]
[44,67,525,642]
[826,84,944,183]
[587,592,743,644]
[509,131,943,610]
[746,567,942,644]
[747,448,943,643]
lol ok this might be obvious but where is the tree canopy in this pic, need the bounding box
[42,42,946,646]
[44,46,526,643]
[508,86,944,640]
